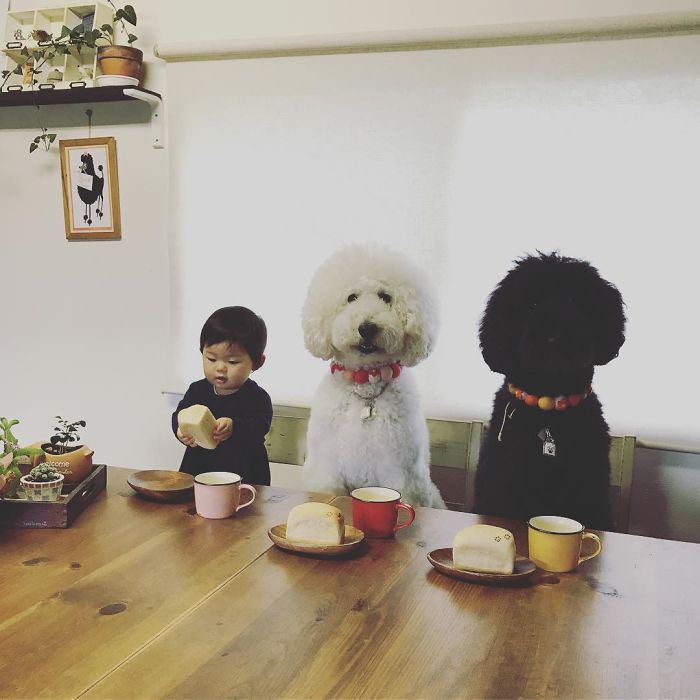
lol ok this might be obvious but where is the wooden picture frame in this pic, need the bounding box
[59,136,121,240]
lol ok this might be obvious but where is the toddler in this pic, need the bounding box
[172,306,272,484]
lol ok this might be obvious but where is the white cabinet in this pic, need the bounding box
[2,3,113,91]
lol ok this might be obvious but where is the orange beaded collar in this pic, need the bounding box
[507,382,592,411]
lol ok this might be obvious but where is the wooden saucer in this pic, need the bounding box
[127,470,194,502]
[428,549,536,585]
[268,524,365,556]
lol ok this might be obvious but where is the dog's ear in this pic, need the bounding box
[301,276,335,360]
[392,270,440,367]
[478,285,518,375]
[592,279,626,365]
[302,308,334,360]
[400,296,439,367]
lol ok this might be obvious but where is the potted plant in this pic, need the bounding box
[0,417,45,498]
[20,463,65,502]
[39,416,94,486]
[96,2,142,83]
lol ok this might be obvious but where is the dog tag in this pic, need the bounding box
[361,403,376,421]
[538,428,556,457]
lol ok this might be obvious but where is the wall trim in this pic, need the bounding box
[155,11,700,62]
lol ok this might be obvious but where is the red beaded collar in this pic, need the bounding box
[331,361,401,385]
[507,382,592,411]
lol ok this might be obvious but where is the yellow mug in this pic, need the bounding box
[527,515,602,573]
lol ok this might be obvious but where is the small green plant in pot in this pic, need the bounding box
[96,2,142,82]
[49,416,87,454]
[40,417,94,485]
[20,463,65,501]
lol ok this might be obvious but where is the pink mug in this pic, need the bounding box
[193,472,256,519]
[351,486,415,538]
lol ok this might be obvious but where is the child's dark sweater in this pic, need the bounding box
[171,378,272,484]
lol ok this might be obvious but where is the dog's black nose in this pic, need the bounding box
[358,322,378,340]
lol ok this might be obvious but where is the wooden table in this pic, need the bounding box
[2,468,700,699]
[0,467,334,699]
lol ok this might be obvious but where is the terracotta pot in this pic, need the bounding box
[38,443,94,485]
[97,45,143,80]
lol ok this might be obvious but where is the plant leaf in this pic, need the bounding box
[29,142,38,153]
[127,33,137,45]
[123,5,137,25]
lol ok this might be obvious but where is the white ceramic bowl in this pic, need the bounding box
[96,74,140,87]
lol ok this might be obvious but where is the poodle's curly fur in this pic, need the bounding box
[474,252,626,530]
[301,244,445,508]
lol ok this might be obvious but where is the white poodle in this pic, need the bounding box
[301,243,445,508]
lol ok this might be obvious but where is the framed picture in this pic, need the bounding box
[59,137,121,240]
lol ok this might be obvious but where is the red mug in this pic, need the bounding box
[351,486,415,538]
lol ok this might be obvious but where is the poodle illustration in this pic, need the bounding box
[77,152,104,226]
[301,243,445,508]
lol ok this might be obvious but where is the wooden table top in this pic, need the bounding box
[2,468,700,699]
[0,467,334,699]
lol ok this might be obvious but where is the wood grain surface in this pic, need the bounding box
[83,498,700,700]
[0,467,334,699]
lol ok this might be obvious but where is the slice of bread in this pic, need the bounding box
[453,523,516,574]
[286,502,345,545]
[177,404,217,450]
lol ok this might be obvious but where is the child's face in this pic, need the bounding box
[202,341,260,395]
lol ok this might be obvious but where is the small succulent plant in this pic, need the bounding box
[27,463,63,483]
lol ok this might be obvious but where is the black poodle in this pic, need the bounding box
[474,252,626,531]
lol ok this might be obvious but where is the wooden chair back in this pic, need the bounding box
[265,405,635,531]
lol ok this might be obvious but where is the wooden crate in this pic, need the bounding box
[0,464,106,528]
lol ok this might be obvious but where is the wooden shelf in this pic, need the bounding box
[0,85,161,107]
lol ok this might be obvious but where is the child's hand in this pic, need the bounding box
[212,417,233,443]
[177,427,198,448]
